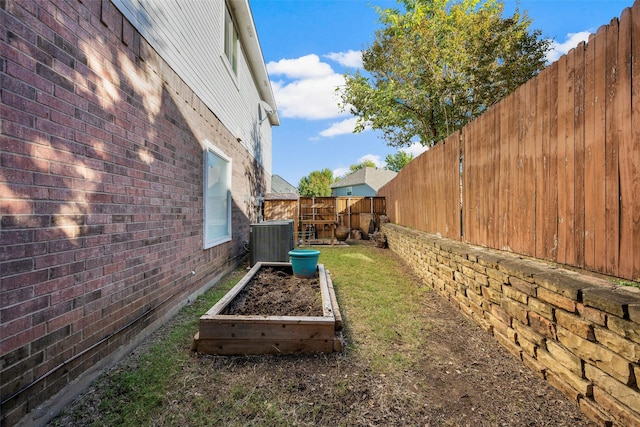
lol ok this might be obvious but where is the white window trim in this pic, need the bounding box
[203,140,232,249]
[223,4,238,77]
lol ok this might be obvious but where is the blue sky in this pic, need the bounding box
[249,0,634,188]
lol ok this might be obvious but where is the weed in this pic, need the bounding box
[614,278,640,289]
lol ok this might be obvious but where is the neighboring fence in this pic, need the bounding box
[263,196,386,242]
[379,4,640,281]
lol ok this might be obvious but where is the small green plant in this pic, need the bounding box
[613,278,640,289]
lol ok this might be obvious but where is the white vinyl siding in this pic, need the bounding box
[111,0,272,173]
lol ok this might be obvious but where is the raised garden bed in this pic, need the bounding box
[193,262,343,355]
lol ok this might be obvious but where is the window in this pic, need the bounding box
[346,187,353,196]
[224,6,238,74]
[204,142,232,248]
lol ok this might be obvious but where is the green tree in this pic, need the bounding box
[298,168,335,197]
[385,151,414,172]
[348,159,377,174]
[339,0,550,148]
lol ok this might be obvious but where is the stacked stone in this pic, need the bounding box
[382,223,640,427]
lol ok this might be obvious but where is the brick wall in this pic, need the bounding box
[383,223,640,427]
[1,1,264,425]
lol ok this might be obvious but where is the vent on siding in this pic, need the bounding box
[249,220,295,266]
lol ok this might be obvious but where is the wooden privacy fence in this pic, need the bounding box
[381,131,462,240]
[263,196,386,242]
[379,4,640,281]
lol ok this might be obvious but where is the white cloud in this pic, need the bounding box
[318,117,359,138]
[358,154,384,168]
[267,54,334,79]
[402,142,429,158]
[324,50,363,69]
[267,54,348,120]
[271,73,346,120]
[333,167,350,178]
[547,31,592,63]
[333,154,383,179]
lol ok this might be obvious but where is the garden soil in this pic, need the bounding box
[225,266,324,317]
[48,241,596,427]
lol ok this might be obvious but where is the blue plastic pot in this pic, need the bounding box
[288,249,320,278]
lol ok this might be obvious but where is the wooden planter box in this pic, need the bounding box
[193,262,343,355]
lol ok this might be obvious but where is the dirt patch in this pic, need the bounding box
[226,266,322,317]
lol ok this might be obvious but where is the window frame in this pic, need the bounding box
[223,5,238,75]
[203,141,232,249]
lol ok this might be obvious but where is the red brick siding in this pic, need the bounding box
[0,1,264,425]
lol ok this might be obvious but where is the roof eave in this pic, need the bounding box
[229,0,280,126]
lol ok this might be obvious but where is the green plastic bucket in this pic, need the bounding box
[288,249,320,278]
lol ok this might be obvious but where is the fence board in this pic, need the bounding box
[566,47,577,265]
[445,132,461,238]
[574,42,586,268]
[534,69,547,258]
[617,8,635,279]
[547,62,560,261]
[440,140,450,236]
[463,120,472,242]
[440,141,449,234]
[583,33,597,270]
[506,86,519,252]
[477,113,486,246]
[497,99,510,250]
[425,145,436,233]
[605,18,621,276]
[514,85,527,254]
[488,110,499,248]
[462,118,475,243]
[519,85,528,254]
[482,112,491,246]
[433,142,442,235]
[556,54,569,264]
[523,76,537,257]
[568,48,578,265]
[477,114,487,246]
[461,128,468,240]
[632,6,640,280]
[487,112,497,249]
[592,25,608,273]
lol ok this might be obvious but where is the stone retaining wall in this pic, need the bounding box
[382,223,640,427]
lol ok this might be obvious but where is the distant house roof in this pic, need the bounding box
[331,167,397,192]
[263,192,298,201]
[264,175,299,200]
[271,175,298,194]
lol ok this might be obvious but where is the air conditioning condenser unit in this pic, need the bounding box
[249,220,295,266]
